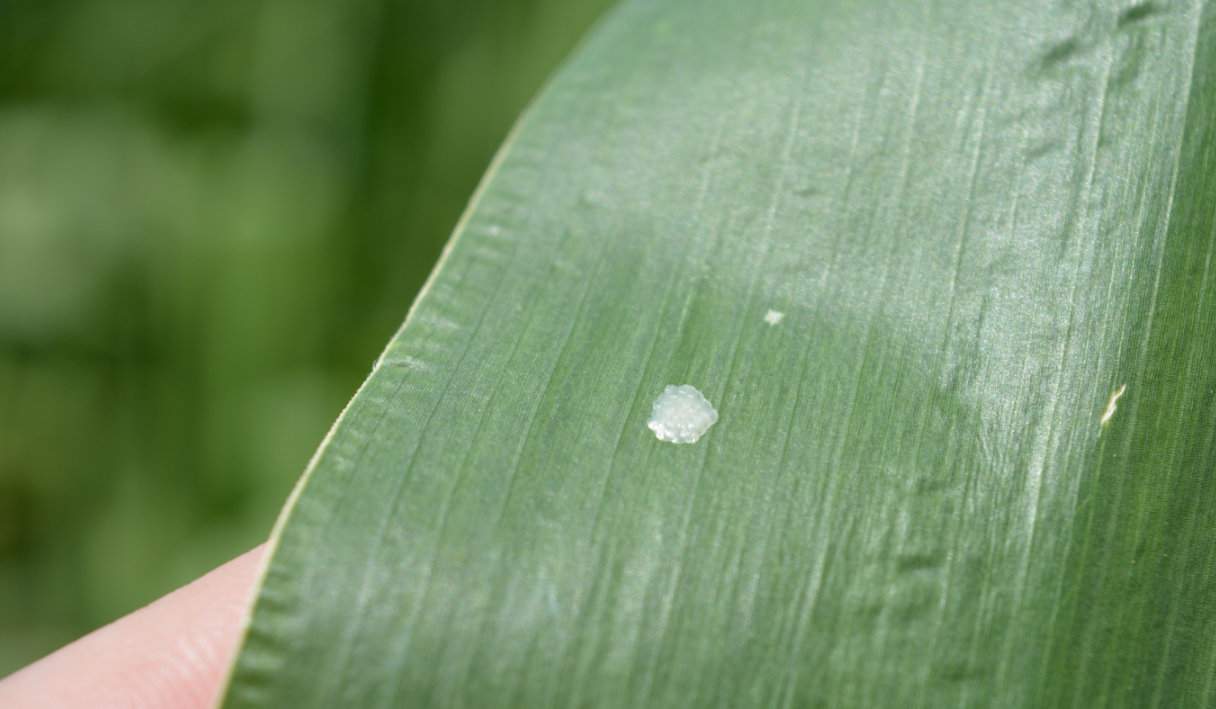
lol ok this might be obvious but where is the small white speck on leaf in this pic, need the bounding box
[647,384,718,444]
[1100,384,1127,427]
[764,309,785,325]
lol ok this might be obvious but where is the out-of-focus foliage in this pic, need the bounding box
[0,0,612,673]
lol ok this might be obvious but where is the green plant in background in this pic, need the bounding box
[0,0,612,674]
[218,0,1216,706]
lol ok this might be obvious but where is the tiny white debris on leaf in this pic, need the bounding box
[1100,384,1127,426]
[647,384,718,444]
[764,309,785,325]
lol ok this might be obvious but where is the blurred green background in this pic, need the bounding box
[0,0,613,674]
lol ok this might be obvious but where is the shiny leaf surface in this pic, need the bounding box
[222,1,1216,706]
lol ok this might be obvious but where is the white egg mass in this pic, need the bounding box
[647,384,718,444]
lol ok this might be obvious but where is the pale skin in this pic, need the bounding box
[0,545,265,709]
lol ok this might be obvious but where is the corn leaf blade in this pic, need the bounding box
[222,1,1216,706]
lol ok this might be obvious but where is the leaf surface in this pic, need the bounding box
[222,1,1216,706]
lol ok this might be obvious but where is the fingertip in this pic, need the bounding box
[0,545,267,709]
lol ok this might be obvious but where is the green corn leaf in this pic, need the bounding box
[220,0,1216,706]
